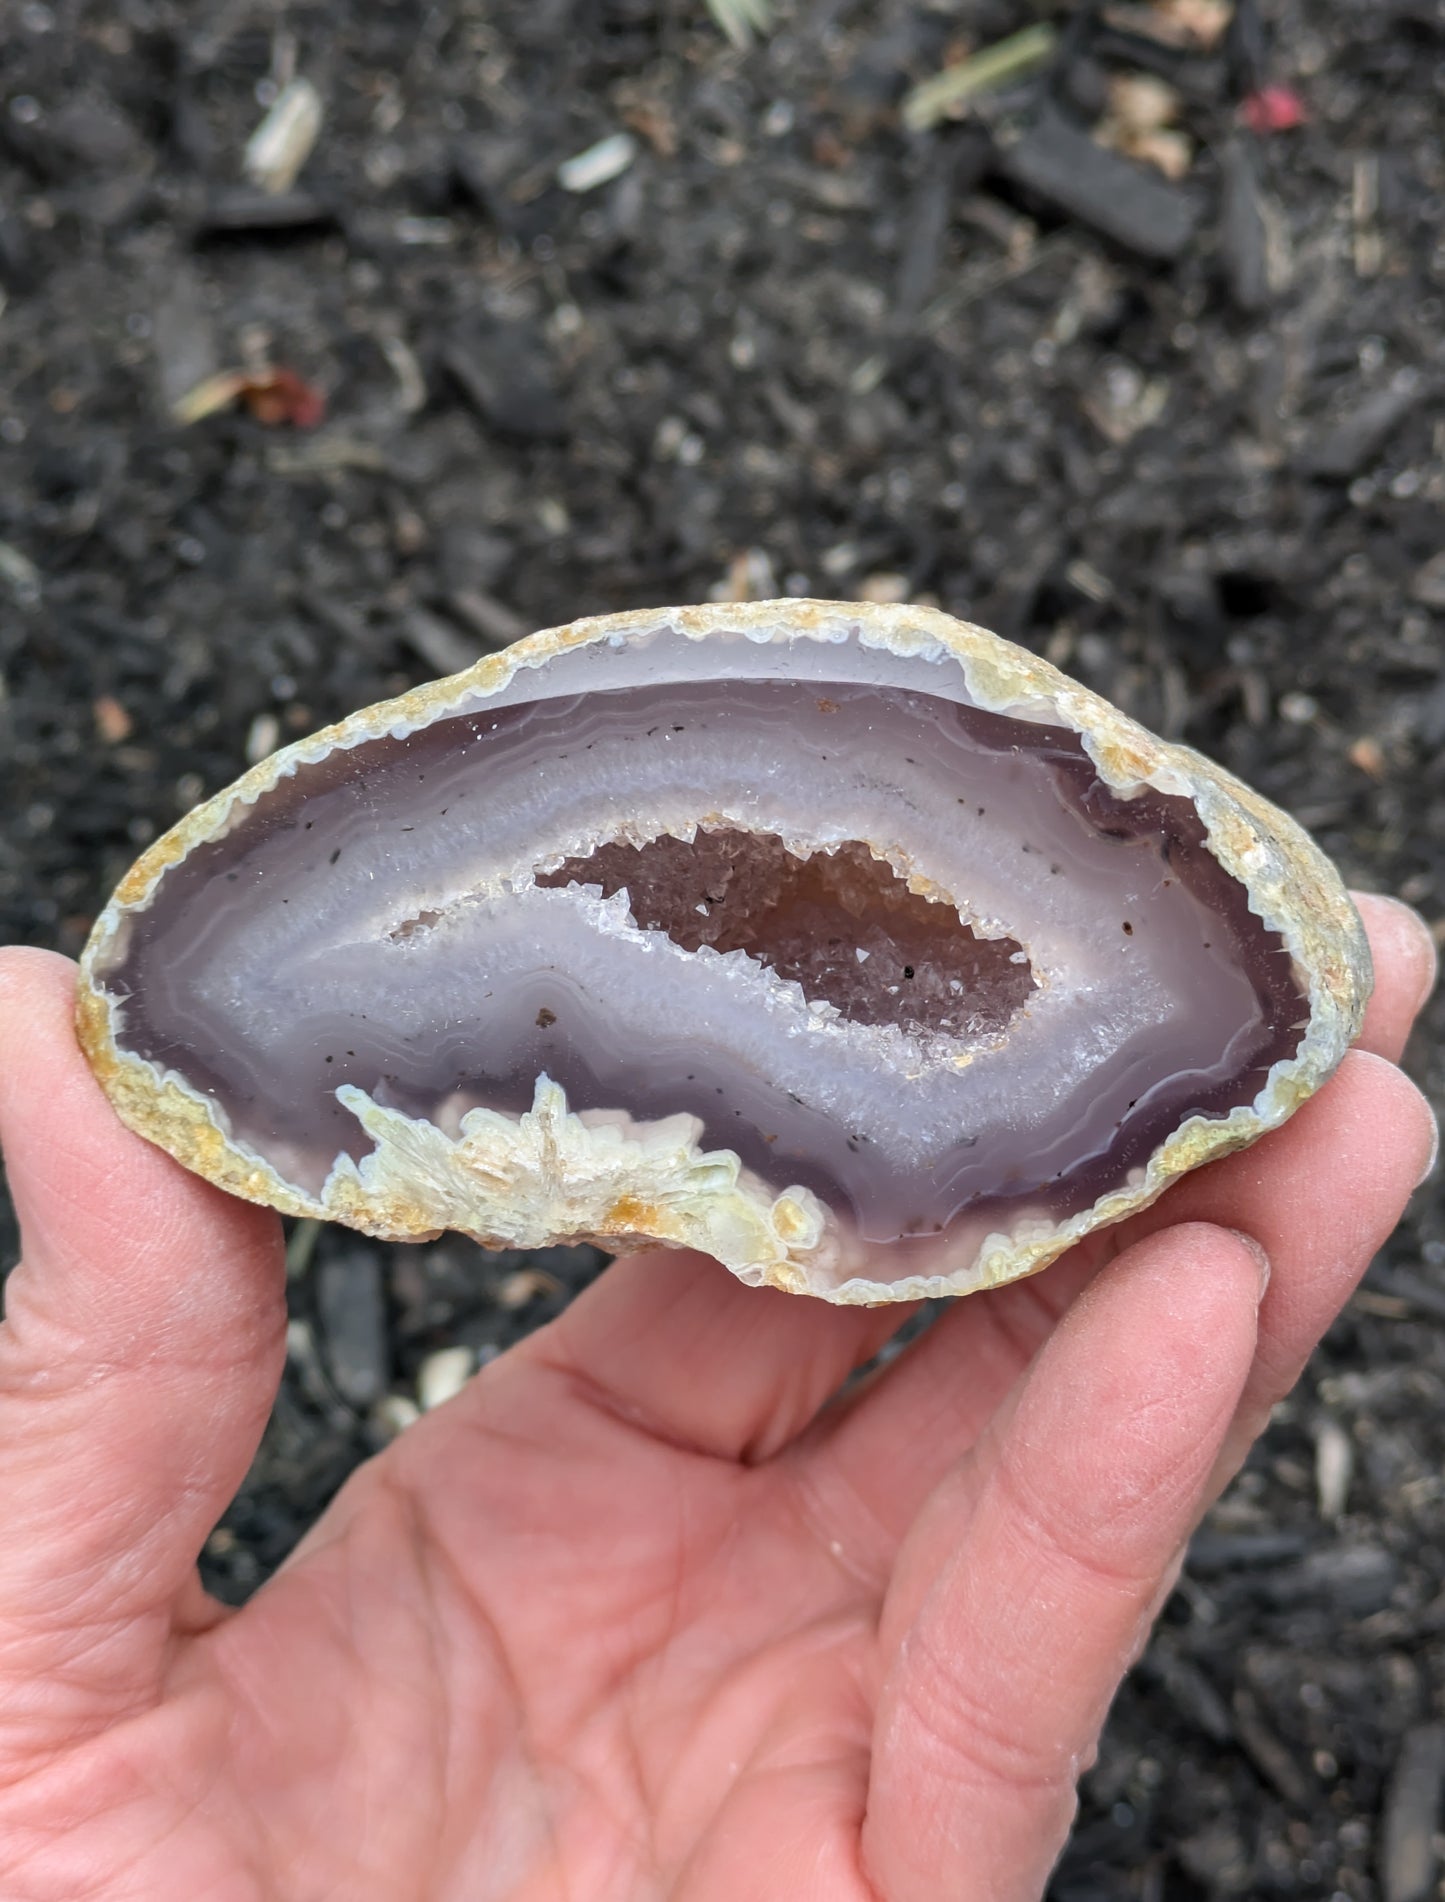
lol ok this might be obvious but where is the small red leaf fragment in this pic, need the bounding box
[239,367,327,429]
[1240,85,1306,135]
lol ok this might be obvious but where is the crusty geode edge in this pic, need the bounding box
[76,598,1371,1305]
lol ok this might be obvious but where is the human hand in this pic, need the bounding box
[0,897,1434,1901]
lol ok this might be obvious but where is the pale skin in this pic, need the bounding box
[0,898,1435,1902]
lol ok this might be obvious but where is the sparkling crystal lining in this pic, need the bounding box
[538,830,1035,1040]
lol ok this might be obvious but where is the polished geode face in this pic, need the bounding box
[87,622,1308,1286]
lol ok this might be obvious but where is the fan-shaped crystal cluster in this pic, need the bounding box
[78,601,1371,1302]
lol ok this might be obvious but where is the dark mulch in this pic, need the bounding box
[2,2,1444,1894]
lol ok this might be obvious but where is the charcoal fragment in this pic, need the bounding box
[993,107,1203,261]
[1187,1530,1309,1574]
[1219,138,1270,314]
[893,129,994,330]
[317,1247,390,1409]
[1232,1688,1314,1807]
[197,187,338,235]
[1302,374,1424,480]
[442,322,568,441]
[1381,1723,1445,1902]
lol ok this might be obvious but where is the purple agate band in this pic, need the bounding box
[89,642,1305,1267]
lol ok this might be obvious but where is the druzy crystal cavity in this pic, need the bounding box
[77,601,1371,1303]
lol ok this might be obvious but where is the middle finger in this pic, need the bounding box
[792,1040,1431,1575]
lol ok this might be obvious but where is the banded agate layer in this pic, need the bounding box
[78,602,1371,1303]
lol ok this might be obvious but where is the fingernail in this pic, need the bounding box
[1227,1228,1271,1302]
[1373,895,1438,1016]
[1417,1110,1440,1190]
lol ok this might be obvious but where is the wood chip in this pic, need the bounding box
[1349,735,1386,779]
[417,1345,474,1411]
[496,1268,562,1310]
[93,695,132,743]
[1313,1414,1354,1520]
[243,78,323,195]
[557,132,637,195]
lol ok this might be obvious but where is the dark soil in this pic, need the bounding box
[3,2,1445,1896]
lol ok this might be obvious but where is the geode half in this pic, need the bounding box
[77,600,1371,1304]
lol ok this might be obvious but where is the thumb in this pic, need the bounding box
[0,948,285,1768]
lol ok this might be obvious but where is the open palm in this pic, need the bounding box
[0,900,1434,1901]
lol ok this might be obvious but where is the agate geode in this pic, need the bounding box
[77,600,1371,1304]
